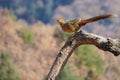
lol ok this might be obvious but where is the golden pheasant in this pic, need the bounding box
[57,14,116,33]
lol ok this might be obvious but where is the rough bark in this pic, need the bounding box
[46,30,120,80]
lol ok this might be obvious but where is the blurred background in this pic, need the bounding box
[0,0,120,80]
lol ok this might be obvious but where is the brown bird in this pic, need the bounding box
[57,14,116,33]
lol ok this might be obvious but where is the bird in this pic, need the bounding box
[57,14,116,33]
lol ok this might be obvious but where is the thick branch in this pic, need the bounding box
[46,30,120,80]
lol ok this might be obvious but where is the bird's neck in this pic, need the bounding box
[59,21,64,27]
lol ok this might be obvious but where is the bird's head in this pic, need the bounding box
[57,18,65,26]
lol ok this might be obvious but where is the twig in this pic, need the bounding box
[46,30,120,80]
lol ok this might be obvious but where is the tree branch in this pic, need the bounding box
[46,30,120,80]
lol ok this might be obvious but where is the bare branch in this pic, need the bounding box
[46,30,120,80]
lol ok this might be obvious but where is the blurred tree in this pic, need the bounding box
[0,50,21,80]
[75,45,105,74]
[74,45,105,80]
[59,0,74,5]
[17,27,35,44]
[0,0,74,23]
[57,64,84,80]
[0,0,12,9]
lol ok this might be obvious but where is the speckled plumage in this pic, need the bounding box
[57,14,115,33]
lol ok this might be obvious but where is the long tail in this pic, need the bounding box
[80,14,116,25]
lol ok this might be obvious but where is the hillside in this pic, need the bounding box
[1,0,120,26]
[0,9,120,80]
[0,9,59,80]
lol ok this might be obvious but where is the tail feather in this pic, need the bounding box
[81,14,116,24]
